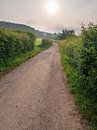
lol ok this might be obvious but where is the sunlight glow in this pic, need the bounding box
[46,1,59,15]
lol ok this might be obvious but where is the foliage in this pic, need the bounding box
[0,47,42,77]
[0,29,52,76]
[57,29,75,40]
[80,23,97,99]
[60,23,97,129]
[0,28,35,63]
[40,38,53,49]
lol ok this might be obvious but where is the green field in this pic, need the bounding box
[35,38,42,46]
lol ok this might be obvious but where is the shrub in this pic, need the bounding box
[60,23,97,129]
[40,38,52,48]
[0,29,35,62]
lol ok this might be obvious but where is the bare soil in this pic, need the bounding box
[0,44,89,130]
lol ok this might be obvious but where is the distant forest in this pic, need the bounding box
[0,21,55,39]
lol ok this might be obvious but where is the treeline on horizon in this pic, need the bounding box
[56,29,75,40]
[60,23,97,129]
[0,21,54,39]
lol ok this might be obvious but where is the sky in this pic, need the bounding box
[0,0,97,33]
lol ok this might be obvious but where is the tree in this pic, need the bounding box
[57,29,75,40]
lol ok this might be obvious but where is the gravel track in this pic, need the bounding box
[0,44,89,130]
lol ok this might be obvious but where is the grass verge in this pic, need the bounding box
[60,42,97,130]
[0,47,43,77]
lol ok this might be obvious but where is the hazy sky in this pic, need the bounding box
[0,0,97,33]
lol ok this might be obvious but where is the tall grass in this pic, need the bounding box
[60,23,97,130]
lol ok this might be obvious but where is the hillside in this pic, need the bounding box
[0,21,53,38]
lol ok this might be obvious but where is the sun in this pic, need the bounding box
[46,1,59,14]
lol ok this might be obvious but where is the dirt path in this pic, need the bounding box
[0,44,89,130]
